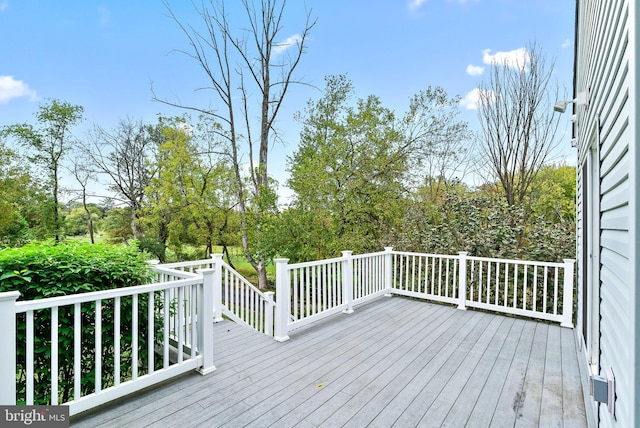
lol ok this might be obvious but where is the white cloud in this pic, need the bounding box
[466,64,484,76]
[482,47,530,70]
[0,75,37,104]
[0,1,8,12]
[408,0,429,11]
[561,38,572,48]
[460,88,496,110]
[273,34,302,55]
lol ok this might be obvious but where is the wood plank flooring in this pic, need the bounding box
[71,296,588,427]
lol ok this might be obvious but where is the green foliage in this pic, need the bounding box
[527,164,576,223]
[398,183,575,262]
[0,142,42,247]
[142,115,240,260]
[2,99,84,241]
[285,75,405,261]
[0,242,155,405]
[244,182,281,265]
[102,207,133,243]
[138,236,166,261]
[63,204,103,237]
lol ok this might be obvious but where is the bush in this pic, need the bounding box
[0,242,156,405]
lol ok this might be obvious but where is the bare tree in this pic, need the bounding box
[156,0,316,288]
[68,157,97,243]
[83,118,159,239]
[477,42,562,206]
[402,86,476,200]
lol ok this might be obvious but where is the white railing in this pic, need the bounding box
[0,271,216,415]
[274,248,394,340]
[280,254,347,335]
[464,254,572,324]
[390,251,460,305]
[154,255,274,336]
[0,248,575,413]
[353,251,390,303]
[273,248,575,341]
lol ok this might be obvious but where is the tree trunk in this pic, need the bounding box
[82,189,94,244]
[131,204,140,239]
[256,263,269,290]
[222,244,235,269]
[53,169,60,242]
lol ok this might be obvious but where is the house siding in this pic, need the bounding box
[575,0,635,426]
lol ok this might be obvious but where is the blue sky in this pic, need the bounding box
[0,0,576,196]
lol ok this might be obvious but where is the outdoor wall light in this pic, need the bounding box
[554,100,573,113]
[554,90,589,113]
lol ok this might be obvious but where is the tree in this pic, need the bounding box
[83,118,160,239]
[0,141,36,245]
[157,0,316,288]
[143,116,240,261]
[477,42,562,207]
[283,76,475,261]
[402,87,475,199]
[286,75,406,260]
[2,99,84,241]
[68,157,98,243]
[64,203,102,237]
[527,163,576,223]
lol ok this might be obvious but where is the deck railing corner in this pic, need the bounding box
[196,268,216,375]
[274,258,291,342]
[264,291,275,337]
[341,251,354,314]
[210,254,225,323]
[384,247,394,296]
[457,251,468,310]
[561,258,576,328]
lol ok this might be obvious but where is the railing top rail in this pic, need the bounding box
[152,265,200,279]
[14,277,202,313]
[351,251,387,260]
[389,250,571,268]
[287,256,346,270]
[391,250,459,260]
[157,259,214,269]
[152,266,199,278]
[466,255,570,268]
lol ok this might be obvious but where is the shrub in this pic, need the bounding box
[0,242,156,405]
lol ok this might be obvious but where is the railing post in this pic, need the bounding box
[264,291,275,337]
[274,258,290,342]
[561,259,576,328]
[0,291,20,405]
[384,247,394,297]
[342,251,354,314]
[457,251,468,310]
[196,269,216,375]
[211,254,224,323]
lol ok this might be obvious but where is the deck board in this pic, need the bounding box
[459,317,526,426]
[71,296,588,428]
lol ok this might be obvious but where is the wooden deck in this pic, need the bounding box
[71,296,588,427]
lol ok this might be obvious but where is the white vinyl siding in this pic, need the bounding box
[576,0,634,426]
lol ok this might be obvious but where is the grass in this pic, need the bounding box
[212,246,276,287]
[65,234,107,244]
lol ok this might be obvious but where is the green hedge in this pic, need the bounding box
[0,242,157,405]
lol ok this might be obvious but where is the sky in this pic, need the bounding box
[0,0,576,201]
